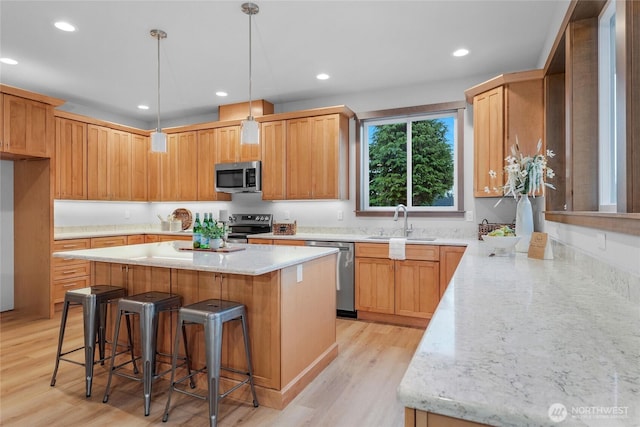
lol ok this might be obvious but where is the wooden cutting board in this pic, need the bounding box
[179,247,245,253]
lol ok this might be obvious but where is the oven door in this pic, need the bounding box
[226,233,248,243]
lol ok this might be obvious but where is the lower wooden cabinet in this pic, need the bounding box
[355,243,464,327]
[51,238,92,313]
[405,408,490,427]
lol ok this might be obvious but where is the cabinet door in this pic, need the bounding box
[196,129,231,201]
[311,114,341,199]
[2,94,53,157]
[110,129,131,200]
[395,260,440,318]
[87,124,110,200]
[130,134,148,201]
[148,149,163,201]
[273,239,305,246]
[355,257,394,314]
[504,80,544,158]
[55,118,87,199]
[286,118,312,199]
[473,86,504,197]
[127,234,145,245]
[216,126,240,164]
[261,120,286,200]
[174,131,197,200]
[439,246,465,298]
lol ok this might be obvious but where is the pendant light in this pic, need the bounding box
[240,2,260,145]
[150,29,168,152]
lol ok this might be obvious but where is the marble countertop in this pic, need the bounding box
[52,240,338,276]
[397,240,640,426]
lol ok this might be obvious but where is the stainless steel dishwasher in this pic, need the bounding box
[305,240,355,318]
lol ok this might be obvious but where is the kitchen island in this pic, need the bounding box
[398,240,640,427]
[53,241,339,410]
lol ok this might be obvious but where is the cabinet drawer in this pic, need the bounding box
[52,276,91,302]
[355,243,439,261]
[53,263,91,280]
[127,234,145,245]
[53,238,91,252]
[91,236,128,248]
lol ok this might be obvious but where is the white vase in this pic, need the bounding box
[210,238,223,249]
[515,194,534,252]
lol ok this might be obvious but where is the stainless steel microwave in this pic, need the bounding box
[215,160,261,193]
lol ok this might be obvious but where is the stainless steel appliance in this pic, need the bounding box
[226,213,272,243]
[215,160,261,193]
[305,241,355,318]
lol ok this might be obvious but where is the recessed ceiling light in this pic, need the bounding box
[0,57,18,65]
[316,73,330,80]
[54,21,76,32]
[453,48,469,57]
[216,91,228,97]
[138,105,150,110]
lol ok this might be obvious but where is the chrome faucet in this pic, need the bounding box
[393,204,412,237]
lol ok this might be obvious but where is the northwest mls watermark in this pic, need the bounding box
[548,403,629,423]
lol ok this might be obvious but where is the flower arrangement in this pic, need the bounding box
[485,137,555,199]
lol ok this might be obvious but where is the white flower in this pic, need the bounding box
[488,170,497,178]
[484,186,490,193]
[499,136,555,199]
[546,149,555,158]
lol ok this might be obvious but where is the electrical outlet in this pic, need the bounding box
[124,209,130,219]
[337,210,343,221]
[283,210,290,220]
[596,233,606,250]
[465,211,473,222]
[296,265,303,283]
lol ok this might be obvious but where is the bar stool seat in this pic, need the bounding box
[163,299,259,427]
[103,291,192,416]
[50,285,135,397]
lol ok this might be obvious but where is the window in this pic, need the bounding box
[598,0,617,212]
[356,102,464,216]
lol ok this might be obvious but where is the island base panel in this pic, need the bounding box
[405,408,491,427]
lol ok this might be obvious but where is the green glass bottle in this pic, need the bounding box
[192,213,202,249]
[201,213,210,249]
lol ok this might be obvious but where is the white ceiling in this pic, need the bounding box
[0,1,567,127]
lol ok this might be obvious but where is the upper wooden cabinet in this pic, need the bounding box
[0,86,63,159]
[149,131,197,201]
[261,120,286,200]
[261,108,351,201]
[87,125,132,200]
[195,129,232,201]
[55,117,87,199]
[466,71,544,197]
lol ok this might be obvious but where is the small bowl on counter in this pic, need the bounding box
[481,235,521,256]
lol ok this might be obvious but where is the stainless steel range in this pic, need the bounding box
[226,213,272,243]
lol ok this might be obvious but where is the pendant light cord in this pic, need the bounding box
[156,32,161,132]
[248,10,253,120]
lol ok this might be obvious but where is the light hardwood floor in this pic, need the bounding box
[0,307,423,426]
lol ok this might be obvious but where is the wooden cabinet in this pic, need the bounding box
[149,131,197,201]
[261,110,350,201]
[87,125,133,200]
[55,117,87,199]
[195,128,232,201]
[439,245,465,298]
[468,73,544,197]
[91,235,128,248]
[1,93,56,158]
[248,238,274,244]
[145,234,192,243]
[405,408,491,427]
[273,239,305,246]
[130,134,149,201]
[260,120,286,200]
[355,242,442,327]
[127,235,145,245]
[51,239,92,312]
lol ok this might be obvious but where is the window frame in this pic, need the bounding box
[355,101,465,218]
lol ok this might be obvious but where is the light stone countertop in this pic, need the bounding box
[52,240,338,276]
[397,240,640,426]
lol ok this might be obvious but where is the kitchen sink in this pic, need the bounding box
[365,236,436,242]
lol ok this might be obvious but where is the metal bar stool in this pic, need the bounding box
[51,285,136,397]
[102,291,192,416]
[162,299,259,427]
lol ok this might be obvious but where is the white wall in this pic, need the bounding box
[0,160,14,311]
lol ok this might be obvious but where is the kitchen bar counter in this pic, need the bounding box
[397,240,640,426]
[53,240,338,276]
[54,240,339,410]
